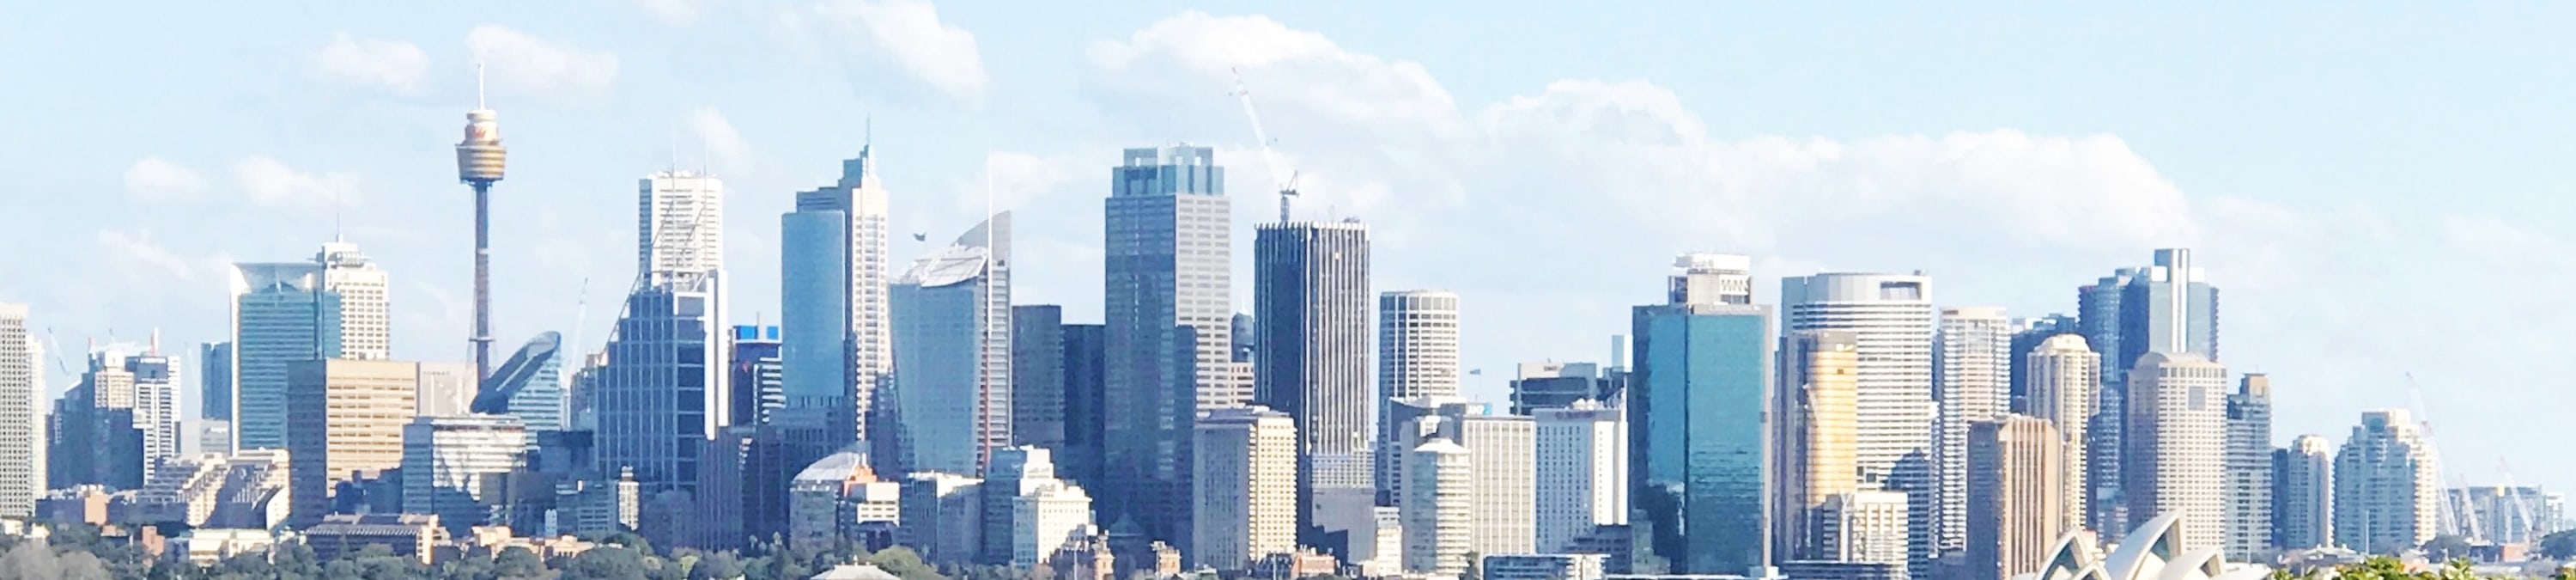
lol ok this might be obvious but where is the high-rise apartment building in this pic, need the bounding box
[1774,329,1858,562]
[1935,306,2012,565]
[1102,145,1233,546]
[2271,434,2333,550]
[1012,306,1067,450]
[2023,334,2097,534]
[229,241,390,451]
[2224,375,2273,560]
[1194,406,1297,573]
[1965,415,2063,580]
[2004,314,2075,412]
[1377,290,1459,498]
[402,414,531,533]
[1536,400,1626,553]
[600,170,731,495]
[2334,410,2435,554]
[1637,255,1773,575]
[1783,272,1935,570]
[2121,352,2227,553]
[0,304,39,519]
[1255,219,1373,554]
[891,214,1013,474]
[781,149,892,449]
[1404,439,1473,577]
[285,359,418,527]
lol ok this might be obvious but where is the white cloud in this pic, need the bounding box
[779,0,986,101]
[233,156,356,208]
[685,107,752,173]
[632,0,716,25]
[309,33,429,93]
[95,229,201,282]
[465,26,620,103]
[123,157,206,200]
[971,150,1072,214]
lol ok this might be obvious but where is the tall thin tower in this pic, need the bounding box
[456,66,507,381]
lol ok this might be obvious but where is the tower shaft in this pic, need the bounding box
[472,181,495,382]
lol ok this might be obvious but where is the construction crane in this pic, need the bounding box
[1230,68,1298,223]
[2500,458,2543,544]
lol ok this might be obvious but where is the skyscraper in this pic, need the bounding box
[1376,290,1458,498]
[1012,306,1067,450]
[2333,410,2435,554]
[199,342,232,422]
[2121,352,2227,553]
[1060,322,1108,490]
[2083,250,2221,536]
[890,213,1012,474]
[1965,415,2062,580]
[228,241,390,451]
[1102,145,1232,545]
[0,304,39,519]
[598,171,731,494]
[1536,400,1626,553]
[1935,306,2012,565]
[2004,314,2075,412]
[285,358,418,527]
[1774,328,1859,562]
[2023,334,2097,534]
[1461,412,1536,556]
[2272,434,2333,549]
[1193,406,1297,573]
[781,149,892,449]
[1404,439,1473,577]
[1510,362,1612,415]
[2224,375,2273,560]
[1637,255,1773,575]
[1783,272,1935,569]
[1254,219,1372,554]
[728,326,784,427]
[472,332,566,432]
[402,414,530,534]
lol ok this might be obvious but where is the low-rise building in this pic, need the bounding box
[302,513,447,565]
[167,528,277,565]
[1484,553,1609,580]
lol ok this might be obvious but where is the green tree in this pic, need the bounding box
[492,546,546,578]
[691,551,745,580]
[869,546,945,580]
[2543,529,2576,560]
[563,546,653,580]
[2421,535,2476,564]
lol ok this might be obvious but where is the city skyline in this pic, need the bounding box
[7,1,2574,498]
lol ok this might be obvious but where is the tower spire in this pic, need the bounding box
[476,62,486,109]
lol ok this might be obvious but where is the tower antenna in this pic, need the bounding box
[476,62,487,108]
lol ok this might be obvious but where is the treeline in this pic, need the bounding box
[0,523,984,580]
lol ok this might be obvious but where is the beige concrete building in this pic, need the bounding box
[1965,415,2063,580]
[1774,329,1859,561]
[287,358,418,526]
[2123,352,2228,554]
[1461,412,1535,555]
[1193,406,1297,572]
[2023,333,2097,533]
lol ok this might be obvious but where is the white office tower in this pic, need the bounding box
[1817,490,1911,565]
[2332,410,2436,554]
[1405,439,1473,577]
[891,214,1013,475]
[781,149,892,446]
[600,171,731,493]
[1194,406,1298,572]
[1667,253,1753,305]
[2023,334,2099,534]
[1782,273,1936,565]
[2121,352,2227,554]
[1377,290,1460,494]
[0,304,37,519]
[1010,479,1093,567]
[899,473,984,565]
[1461,412,1536,555]
[228,241,390,450]
[2272,434,2333,550]
[1934,307,2012,563]
[105,345,184,481]
[412,362,476,418]
[401,414,530,532]
[982,446,1054,564]
[1535,400,1626,553]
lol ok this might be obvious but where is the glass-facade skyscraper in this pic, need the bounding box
[1631,254,1773,575]
[228,241,389,451]
[473,331,566,432]
[890,213,1012,475]
[1102,145,1232,547]
[1253,219,1373,556]
[780,149,891,450]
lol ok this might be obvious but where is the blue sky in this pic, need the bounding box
[5,2,2573,490]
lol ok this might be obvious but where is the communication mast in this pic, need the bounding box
[456,64,508,382]
[1230,69,1298,223]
